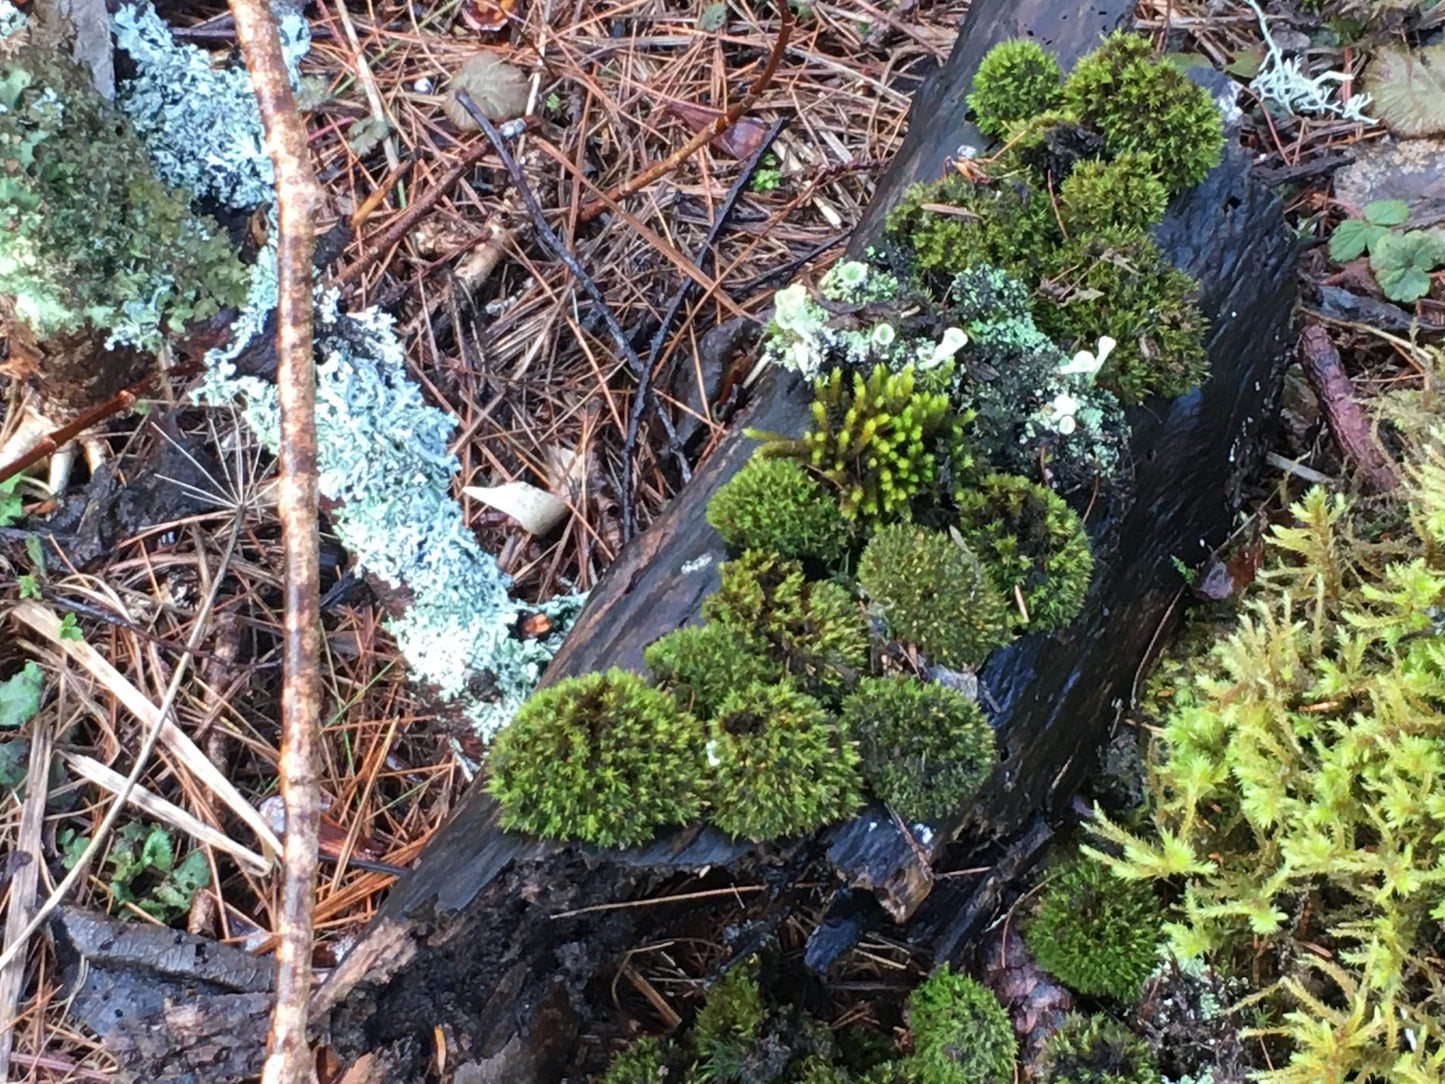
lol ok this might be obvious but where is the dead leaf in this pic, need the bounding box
[463,480,569,535]
[1362,44,1445,138]
[444,52,531,130]
[663,100,769,159]
[459,0,520,34]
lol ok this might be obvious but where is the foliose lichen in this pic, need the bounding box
[966,38,1063,139]
[706,682,864,841]
[954,472,1093,633]
[857,524,1011,670]
[904,964,1017,1084]
[707,456,854,563]
[485,668,705,848]
[1035,1014,1158,1084]
[839,675,996,823]
[643,621,786,719]
[1023,860,1162,1002]
[0,46,249,350]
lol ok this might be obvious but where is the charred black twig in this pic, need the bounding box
[455,92,692,538]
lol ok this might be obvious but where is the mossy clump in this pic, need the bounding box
[707,682,864,841]
[904,964,1016,1084]
[1056,153,1169,237]
[858,525,1011,670]
[707,457,854,562]
[690,958,768,1077]
[954,473,1093,633]
[486,668,705,847]
[839,675,996,823]
[0,46,248,349]
[599,1035,668,1083]
[643,622,787,719]
[703,550,870,696]
[1059,30,1223,193]
[966,38,1063,139]
[1035,1014,1157,1084]
[760,365,966,524]
[1024,861,1162,1002]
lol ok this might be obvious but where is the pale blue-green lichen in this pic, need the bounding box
[0,0,24,38]
[112,2,310,208]
[110,7,581,738]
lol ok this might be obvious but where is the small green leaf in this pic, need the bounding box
[141,825,175,871]
[1362,44,1445,139]
[0,662,44,728]
[1329,219,1386,262]
[1371,229,1445,302]
[698,1,727,30]
[0,476,22,528]
[24,533,44,574]
[1364,199,1410,227]
[1225,47,1264,79]
[17,575,40,600]
[58,613,83,641]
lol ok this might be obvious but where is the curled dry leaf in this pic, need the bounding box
[459,0,520,34]
[463,480,569,536]
[443,51,531,130]
[663,99,770,159]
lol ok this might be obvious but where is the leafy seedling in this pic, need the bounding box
[0,475,22,527]
[0,662,44,728]
[1370,229,1445,303]
[1328,199,1409,261]
[62,822,212,921]
[58,612,83,641]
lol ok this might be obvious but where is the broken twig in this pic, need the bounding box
[1298,324,1399,494]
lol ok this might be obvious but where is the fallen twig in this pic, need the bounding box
[577,2,795,222]
[1298,324,1399,494]
[229,0,325,1079]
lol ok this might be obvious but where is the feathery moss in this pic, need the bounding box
[486,668,705,847]
[840,675,996,822]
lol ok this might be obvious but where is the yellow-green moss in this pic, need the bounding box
[966,38,1063,139]
[904,964,1017,1084]
[707,456,854,562]
[1035,1014,1158,1084]
[1057,152,1170,236]
[643,622,787,719]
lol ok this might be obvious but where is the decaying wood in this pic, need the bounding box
[1298,323,1399,494]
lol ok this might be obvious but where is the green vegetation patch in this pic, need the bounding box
[1035,1014,1158,1084]
[707,457,855,563]
[904,964,1016,1084]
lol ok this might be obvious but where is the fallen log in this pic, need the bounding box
[75,0,1299,1077]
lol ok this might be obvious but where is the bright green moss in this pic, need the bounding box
[967,39,1063,139]
[486,668,706,847]
[839,675,996,822]
[600,1035,669,1083]
[1024,861,1162,1002]
[759,365,966,523]
[690,958,768,1077]
[857,525,1011,670]
[1060,31,1223,193]
[1035,1014,1157,1084]
[644,622,786,719]
[884,173,1056,283]
[1035,233,1207,403]
[904,965,1016,1084]
[707,457,854,562]
[1057,152,1169,236]
[706,682,864,841]
[0,46,248,349]
[703,550,870,697]
[954,473,1093,634]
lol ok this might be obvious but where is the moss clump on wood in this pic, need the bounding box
[904,964,1017,1084]
[0,45,247,349]
[707,682,864,841]
[954,472,1093,633]
[1056,152,1169,237]
[486,668,705,847]
[1035,1014,1158,1084]
[966,38,1063,139]
[1023,860,1162,1002]
[707,457,854,563]
[858,525,1011,670]
[643,622,787,719]
[840,675,996,822]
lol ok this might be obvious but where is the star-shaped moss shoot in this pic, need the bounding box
[486,668,706,848]
[954,472,1093,634]
[705,682,864,841]
[840,675,996,823]
[857,524,1012,670]
[643,622,787,720]
[904,964,1017,1084]
[1024,860,1163,1001]
[706,456,854,563]
[966,38,1063,139]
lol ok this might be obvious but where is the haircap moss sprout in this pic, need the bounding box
[706,682,864,841]
[1035,1014,1158,1084]
[643,622,787,720]
[839,675,996,823]
[1023,860,1163,1002]
[1060,30,1223,193]
[706,457,855,563]
[702,550,869,699]
[486,668,706,848]
[954,472,1093,633]
[904,964,1017,1084]
[966,39,1064,139]
[758,364,967,523]
[858,525,1012,670]
[0,45,249,350]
